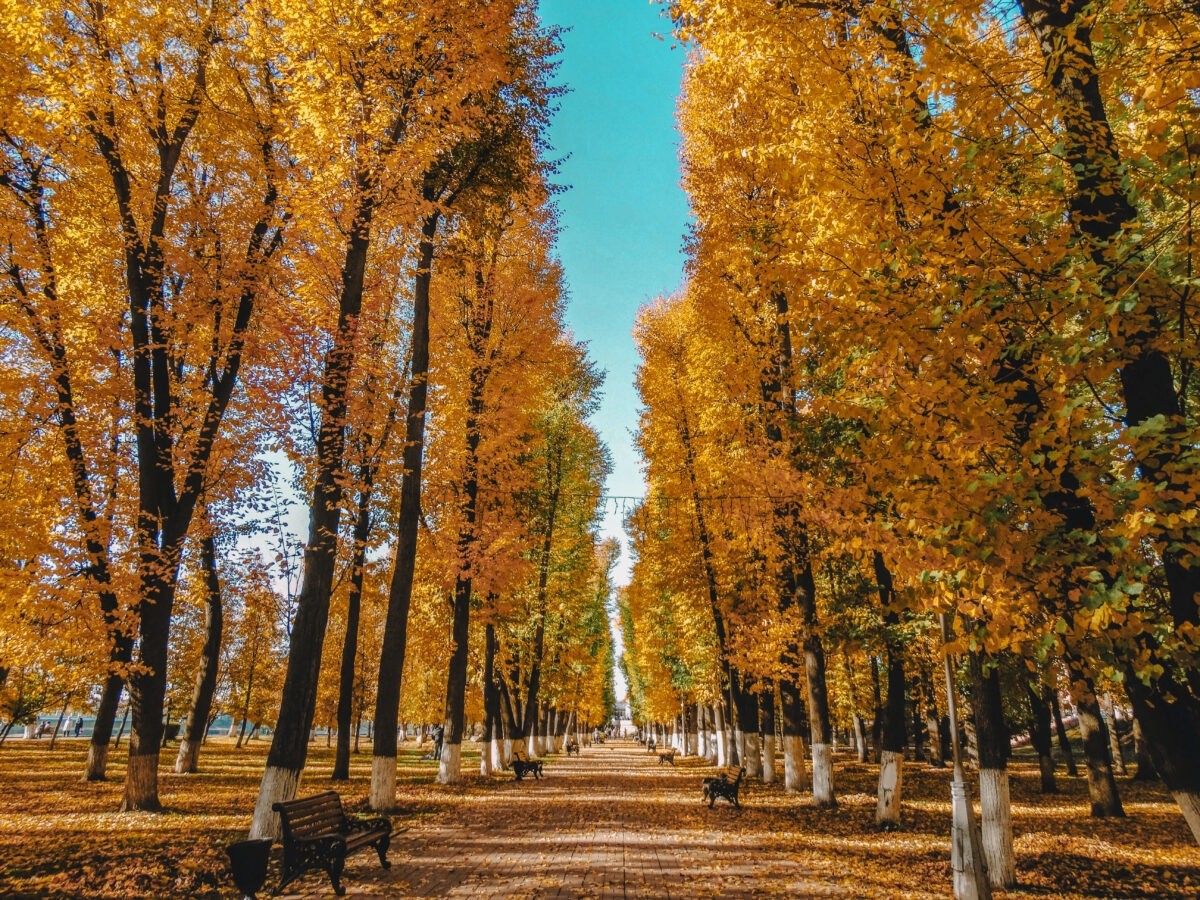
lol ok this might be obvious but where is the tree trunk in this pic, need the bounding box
[481,622,498,777]
[877,642,907,827]
[714,701,729,768]
[499,670,522,754]
[438,575,470,786]
[49,696,70,750]
[678,405,736,751]
[1072,675,1125,818]
[440,572,474,784]
[874,553,905,829]
[249,179,378,839]
[909,676,926,763]
[371,208,441,811]
[1049,689,1079,777]
[923,669,945,769]
[802,581,835,806]
[1131,717,1158,782]
[779,679,806,791]
[1026,683,1057,793]
[730,671,758,777]
[1020,0,1200,844]
[520,452,561,756]
[686,702,699,758]
[176,531,223,775]
[759,683,776,784]
[970,652,1015,888]
[85,669,126,781]
[1101,693,1127,776]
[113,705,129,748]
[869,654,883,764]
[123,569,179,811]
[333,483,372,782]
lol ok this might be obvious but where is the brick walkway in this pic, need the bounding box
[283,742,850,899]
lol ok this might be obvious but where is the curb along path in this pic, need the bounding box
[285,741,850,899]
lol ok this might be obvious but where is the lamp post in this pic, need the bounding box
[941,612,991,900]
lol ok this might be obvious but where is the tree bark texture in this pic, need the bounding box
[970,652,1015,887]
[249,179,376,838]
[333,485,372,782]
[372,208,441,811]
[175,531,223,775]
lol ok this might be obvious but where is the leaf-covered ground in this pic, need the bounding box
[0,738,1194,897]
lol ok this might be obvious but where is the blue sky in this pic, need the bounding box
[537,0,690,585]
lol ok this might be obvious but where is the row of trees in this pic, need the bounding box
[0,0,616,835]
[623,0,1199,888]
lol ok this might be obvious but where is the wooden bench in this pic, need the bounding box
[702,766,745,808]
[511,749,543,781]
[272,790,392,896]
[657,747,677,765]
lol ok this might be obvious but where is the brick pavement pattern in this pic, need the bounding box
[281,741,850,899]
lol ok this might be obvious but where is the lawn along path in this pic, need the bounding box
[286,741,848,899]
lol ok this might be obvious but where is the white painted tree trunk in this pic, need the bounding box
[876,749,903,827]
[438,743,462,784]
[811,743,835,807]
[502,738,513,767]
[761,733,776,784]
[782,734,806,792]
[743,732,762,778]
[1171,791,1200,844]
[698,708,709,759]
[978,767,1016,888]
[86,744,109,780]
[490,738,504,772]
[715,725,728,767]
[734,729,745,770]
[175,737,200,774]
[249,765,300,839]
[370,756,397,812]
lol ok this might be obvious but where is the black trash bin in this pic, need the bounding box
[226,838,272,900]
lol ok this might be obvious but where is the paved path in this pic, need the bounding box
[285,742,850,899]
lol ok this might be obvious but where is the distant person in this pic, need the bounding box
[432,724,444,760]
[74,716,84,737]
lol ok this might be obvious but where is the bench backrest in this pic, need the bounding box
[273,791,348,839]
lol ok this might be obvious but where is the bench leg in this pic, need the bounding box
[376,834,392,869]
[274,858,301,895]
[326,855,346,897]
